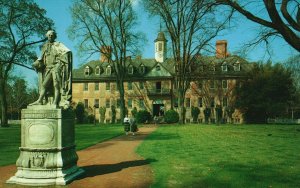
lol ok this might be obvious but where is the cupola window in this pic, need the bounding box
[156,65,161,71]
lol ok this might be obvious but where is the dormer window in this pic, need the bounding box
[234,61,241,71]
[156,65,161,71]
[128,65,134,74]
[222,62,228,72]
[106,65,112,75]
[140,64,145,74]
[95,66,101,75]
[84,66,90,76]
[210,64,216,71]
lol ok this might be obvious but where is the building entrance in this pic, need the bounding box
[153,100,164,117]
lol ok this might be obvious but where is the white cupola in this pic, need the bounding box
[154,32,167,63]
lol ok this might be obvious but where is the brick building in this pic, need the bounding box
[72,32,252,123]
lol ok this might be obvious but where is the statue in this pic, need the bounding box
[29,30,72,108]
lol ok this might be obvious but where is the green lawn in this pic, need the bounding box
[0,124,123,166]
[136,124,300,187]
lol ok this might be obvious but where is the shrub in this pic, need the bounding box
[75,102,85,124]
[136,110,151,123]
[87,114,95,123]
[164,109,179,123]
[99,106,106,123]
[191,106,200,123]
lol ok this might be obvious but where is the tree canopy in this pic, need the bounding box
[217,0,300,52]
[0,0,54,126]
[69,0,144,121]
[234,63,296,123]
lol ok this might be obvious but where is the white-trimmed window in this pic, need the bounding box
[234,61,241,71]
[95,82,99,91]
[210,97,215,108]
[106,82,110,90]
[139,82,144,89]
[140,64,145,74]
[94,99,99,108]
[198,97,203,107]
[84,66,90,76]
[106,65,112,75]
[139,99,144,108]
[128,82,133,90]
[223,97,228,107]
[128,99,132,108]
[210,80,215,89]
[128,65,134,74]
[84,83,88,91]
[106,99,110,108]
[95,66,101,75]
[222,80,228,89]
[84,99,88,108]
[222,62,228,72]
[186,98,191,108]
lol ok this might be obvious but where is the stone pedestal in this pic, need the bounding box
[7,105,84,186]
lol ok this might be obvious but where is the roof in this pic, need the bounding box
[154,32,167,42]
[72,55,253,82]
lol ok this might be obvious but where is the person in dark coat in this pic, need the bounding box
[123,116,130,135]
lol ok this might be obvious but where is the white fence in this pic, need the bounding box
[267,118,300,124]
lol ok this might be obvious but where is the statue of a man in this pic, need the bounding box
[29,30,72,108]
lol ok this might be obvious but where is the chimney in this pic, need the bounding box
[216,40,227,58]
[136,55,141,60]
[100,46,112,63]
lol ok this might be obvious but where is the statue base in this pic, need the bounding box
[7,105,84,186]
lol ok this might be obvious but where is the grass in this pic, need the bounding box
[136,124,300,187]
[0,123,123,166]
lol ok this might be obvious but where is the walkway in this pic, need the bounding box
[0,126,157,188]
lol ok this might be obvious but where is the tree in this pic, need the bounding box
[11,77,28,119]
[69,0,144,123]
[75,102,85,124]
[217,0,300,52]
[0,0,54,127]
[234,63,296,123]
[99,106,106,124]
[191,106,200,123]
[143,0,233,123]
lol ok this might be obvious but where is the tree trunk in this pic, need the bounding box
[178,90,185,124]
[0,75,8,127]
[117,80,126,123]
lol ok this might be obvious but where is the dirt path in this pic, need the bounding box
[0,126,157,188]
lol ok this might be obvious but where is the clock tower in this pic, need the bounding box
[154,32,167,63]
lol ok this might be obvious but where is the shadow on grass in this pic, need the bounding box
[77,158,157,179]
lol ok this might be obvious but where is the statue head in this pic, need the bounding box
[46,30,57,42]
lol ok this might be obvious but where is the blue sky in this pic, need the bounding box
[17,0,298,87]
